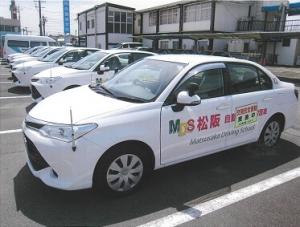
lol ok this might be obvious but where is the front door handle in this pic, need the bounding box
[216,104,230,110]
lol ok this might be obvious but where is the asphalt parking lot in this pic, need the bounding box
[0,63,300,227]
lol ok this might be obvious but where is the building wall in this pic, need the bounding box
[143,12,156,34]
[96,7,106,33]
[96,34,106,49]
[78,13,86,36]
[87,35,96,48]
[214,1,250,32]
[276,39,299,66]
[107,33,132,47]
[87,10,96,34]
[134,13,141,34]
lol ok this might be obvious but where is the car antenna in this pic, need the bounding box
[70,107,76,151]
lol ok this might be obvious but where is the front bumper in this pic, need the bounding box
[30,81,63,100]
[23,122,103,190]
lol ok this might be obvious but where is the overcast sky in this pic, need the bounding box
[0,0,299,36]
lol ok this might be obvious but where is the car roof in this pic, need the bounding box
[146,54,256,66]
[100,49,155,55]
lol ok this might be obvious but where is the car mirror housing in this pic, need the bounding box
[98,65,110,74]
[177,91,201,106]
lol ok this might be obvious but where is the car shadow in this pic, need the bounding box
[14,139,300,226]
[8,86,31,95]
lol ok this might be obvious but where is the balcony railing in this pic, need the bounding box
[237,19,300,32]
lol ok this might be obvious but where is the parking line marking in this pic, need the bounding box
[0,96,30,100]
[0,129,22,135]
[139,167,300,227]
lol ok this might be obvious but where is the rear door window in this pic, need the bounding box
[227,63,260,94]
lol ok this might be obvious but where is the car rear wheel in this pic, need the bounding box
[259,118,282,147]
[93,146,150,196]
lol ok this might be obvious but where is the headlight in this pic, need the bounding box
[41,77,62,84]
[39,123,97,142]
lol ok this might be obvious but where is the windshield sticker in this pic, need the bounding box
[169,103,267,137]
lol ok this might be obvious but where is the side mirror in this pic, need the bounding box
[97,65,110,75]
[58,58,64,65]
[177,91,201,106]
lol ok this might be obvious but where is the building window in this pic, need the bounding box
[159,8,178,25]
[149,12,157,26]
[107,10,133,34]
[87,20,90,29]
[184,3,211,23]
[159,40,169,49]
[79,22,82,31]
[91,19,95,28]
[282,38,290,47]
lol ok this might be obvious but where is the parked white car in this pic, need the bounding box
[23,55,298,195]
[7,46,41,61]
[30,49,155,101]
[10,47,62,68]
[8,46,47,63]
[11,47,99,87]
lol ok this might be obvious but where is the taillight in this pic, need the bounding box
[295,89,299,100]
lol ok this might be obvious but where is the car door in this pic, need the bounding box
[225,63,274,147]
[160,63,232,165]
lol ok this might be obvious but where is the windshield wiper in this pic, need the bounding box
[90,84,114,97]
[115,95,146,103]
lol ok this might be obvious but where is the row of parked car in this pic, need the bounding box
[8,45,155,102]
[5,45,298,196]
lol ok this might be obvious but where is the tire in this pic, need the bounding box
[258,117,282,148]
[93,145,151,196]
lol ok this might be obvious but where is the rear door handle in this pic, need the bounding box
[263,97,272,102]
[216,104,230,110]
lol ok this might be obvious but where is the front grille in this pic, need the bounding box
[31,85,42,99]
[11,73,18,82]
[24,135,49,171]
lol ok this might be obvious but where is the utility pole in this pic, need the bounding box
[42,16,47,36]
[38,0,42,36]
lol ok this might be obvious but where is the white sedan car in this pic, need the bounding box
[23,55,298,195]
[30,49,155,102]
[11,47,99,87]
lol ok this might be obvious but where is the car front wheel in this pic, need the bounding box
[93,146,150,195]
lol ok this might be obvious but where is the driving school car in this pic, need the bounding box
[23,55,298,195]
[30,49,155,102]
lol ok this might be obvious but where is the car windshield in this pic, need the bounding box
[42,49,67,62]
[31,47,48,57]
[71,51,108,70]
[40,48,61,59]
[34,48,50,57]
[103,59,186,102]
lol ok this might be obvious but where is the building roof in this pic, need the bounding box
[77,2,135,16]
[136,0,195,12]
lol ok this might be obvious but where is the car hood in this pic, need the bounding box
[29,85,137,124]
[13,56,36,62]
[33,66,83,78]
[15,60,46,69]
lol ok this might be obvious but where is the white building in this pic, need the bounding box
[133,0,300,66]
[77,3,134,49]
